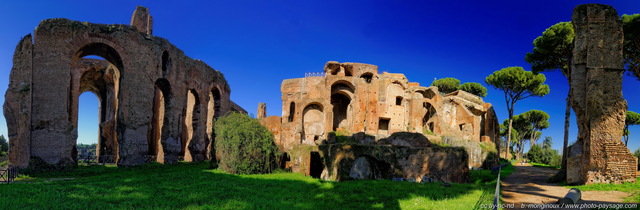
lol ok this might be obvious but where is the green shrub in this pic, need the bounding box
[525,144,561,166]
[0,134,7,155]
[214,112,278,174]
[459,82,488,97]
[431,77,460,94]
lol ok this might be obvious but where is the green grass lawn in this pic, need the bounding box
[567,177,640,203]
[0,162,505,209]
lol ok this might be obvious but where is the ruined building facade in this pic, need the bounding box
[3,6,245,169]
[274,61,499,151]
[260,61,500,181]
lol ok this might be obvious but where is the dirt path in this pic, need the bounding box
[501,163,631,208]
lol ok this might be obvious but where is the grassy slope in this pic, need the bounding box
[0,162,504,209]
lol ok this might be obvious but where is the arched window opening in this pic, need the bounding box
[395,96,403,106]
[161,51,170,78]
[182,89,200,162]
[288,102,295,122]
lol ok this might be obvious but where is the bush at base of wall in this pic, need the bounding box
[214,112,278,175]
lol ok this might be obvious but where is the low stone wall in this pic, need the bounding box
[440,135,499,169]
[317,144,469,183]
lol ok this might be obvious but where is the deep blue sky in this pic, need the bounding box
[1,1,639,154]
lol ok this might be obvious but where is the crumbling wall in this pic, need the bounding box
[269,61,500,173]
[276,61,499,151]
[568,4,638,184]
[3,35,33,168]
[4,7,239,169]
[317,144,469,183]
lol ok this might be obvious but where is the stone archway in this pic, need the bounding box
[69,43,122,164]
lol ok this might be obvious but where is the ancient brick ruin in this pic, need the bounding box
[260,61,500,182]
[567,4,638,184]
[3,6,246,169]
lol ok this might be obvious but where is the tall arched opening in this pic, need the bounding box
[69,42,122,164]
[181,89,200,162]
[149,79,172,163]
[76,92,100,164]
[206,87,221,160]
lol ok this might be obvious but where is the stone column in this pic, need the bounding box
[568,4,638,184]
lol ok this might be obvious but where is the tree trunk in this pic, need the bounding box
[623,124,629,146]
[559,93,571,180]
[507,114,514,159]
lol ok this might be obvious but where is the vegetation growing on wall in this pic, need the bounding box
[431,78,488,97]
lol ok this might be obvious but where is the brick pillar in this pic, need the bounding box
[568,4,637,184]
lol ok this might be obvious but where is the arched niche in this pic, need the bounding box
[331,81,354,131]
[302,103,324,143]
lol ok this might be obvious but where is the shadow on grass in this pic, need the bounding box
[0,162,492,209]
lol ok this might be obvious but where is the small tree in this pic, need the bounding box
[0,135,7,156]
[459,82,488,97]
[486,67,550,159]
[624,111,640,146]
[542,136,552,150]
[521,110,550,147]
[214,112,278,174]
[431,77,460,94]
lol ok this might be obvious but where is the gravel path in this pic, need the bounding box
[501,163,631,209]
